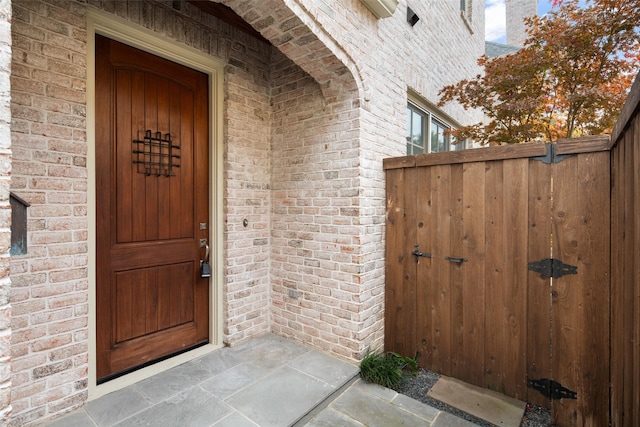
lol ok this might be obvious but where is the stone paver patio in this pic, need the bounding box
[42,334,474,426]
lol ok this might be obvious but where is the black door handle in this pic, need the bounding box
[411,245,432,261]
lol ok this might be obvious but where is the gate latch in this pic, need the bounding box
[527,378,577,400]
[411,245,431,261]
[528,258,577,279]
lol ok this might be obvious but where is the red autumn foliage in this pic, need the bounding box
[439,0,640,145]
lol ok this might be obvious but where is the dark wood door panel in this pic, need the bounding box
[96,35,209,381]
[109,323,198,375]
[109,240,196,270]
[113,262,195,343]
[113,71,196,243]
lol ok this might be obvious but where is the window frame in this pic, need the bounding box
[406,99,466,155]
[460,0,474,34]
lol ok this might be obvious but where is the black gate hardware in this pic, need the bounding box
[411,245,431,261]
[532,144,575,164]
[528,258,577,279]
[528,378,577,400]
[445,256,467,264]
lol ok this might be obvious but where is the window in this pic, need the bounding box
[430,117,449,152]
[406,106,425,155]
[406,101,465,155]
[460,0,473,33]
[460,0,472,19]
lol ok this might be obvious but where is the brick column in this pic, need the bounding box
[0,0,12,423]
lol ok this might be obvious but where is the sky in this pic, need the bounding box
[485,0,557,43]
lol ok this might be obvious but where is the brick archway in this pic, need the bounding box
[220,0,364,100]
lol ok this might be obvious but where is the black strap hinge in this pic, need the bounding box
[528,378,577,400]
[532,144,574,164]
[528,258,577,279]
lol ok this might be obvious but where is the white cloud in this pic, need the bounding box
[485,0,506,42]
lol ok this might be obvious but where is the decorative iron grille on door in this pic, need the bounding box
[133,130,180,176]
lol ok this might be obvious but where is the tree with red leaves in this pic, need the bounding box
[439,0,640,145]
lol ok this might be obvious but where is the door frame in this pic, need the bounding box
[87,8,225,400]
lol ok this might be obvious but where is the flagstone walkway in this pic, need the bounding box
[43,334,474,426]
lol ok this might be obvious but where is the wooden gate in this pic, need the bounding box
[384,137,610,426]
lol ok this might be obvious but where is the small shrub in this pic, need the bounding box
[359,351,418,389]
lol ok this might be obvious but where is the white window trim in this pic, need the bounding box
[460,0,474,34]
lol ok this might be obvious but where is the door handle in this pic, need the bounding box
[200,241,211,278]
[445,256,467,264]
[201,241,210,262]
[412,245,432,261]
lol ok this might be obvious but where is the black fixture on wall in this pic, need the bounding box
[407,6,420,27]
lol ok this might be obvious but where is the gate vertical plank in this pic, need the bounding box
[552,152,610,427]
[501,158,529,400]
[634,116,640,427]
[399,168,423,357]
[416,165,434,366]
[430,164,453,375]
[610,117,640,427]
[612,133,632,427]
[484,159,528,397]
[402,165,418,358]
[484,160,507,391]
[609,136,624,426]
[617,115,640,427]
[460,161,486,387]
[449,164,466,380]
[385,167,416,357]
[526,158,552,409]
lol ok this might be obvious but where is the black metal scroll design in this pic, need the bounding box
[133,130,180,176]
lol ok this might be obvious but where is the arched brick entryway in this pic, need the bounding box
[220,0,364,99]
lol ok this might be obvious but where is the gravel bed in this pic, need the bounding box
[395,368,551,426]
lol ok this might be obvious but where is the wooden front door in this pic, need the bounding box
[95,35,210,382]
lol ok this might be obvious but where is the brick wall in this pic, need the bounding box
[265,0,485,360]
[6,0,485,424]
[506,0,538,47]
[222,24,273,345]
[0,0,12,423]
[7,1,278,423]
[9,1,89,424]
[269,48,365,358]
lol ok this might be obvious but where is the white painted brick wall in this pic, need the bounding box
[5,0,485,424]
